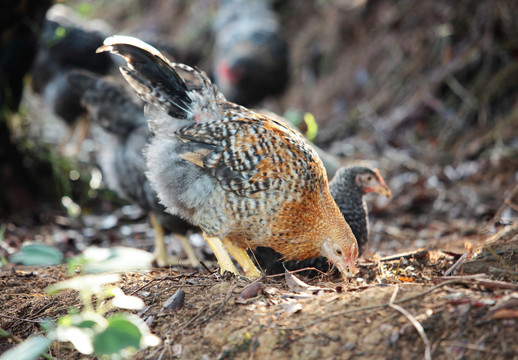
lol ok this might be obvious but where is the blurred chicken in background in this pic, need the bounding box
[212,0,289,106]
[68,71,200,267]
[30,4,113,155]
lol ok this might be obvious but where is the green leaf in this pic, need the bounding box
[46,273,121,296]
[93,314,160,357]
[54,312,108,355]
[92,316,141,356]
[69,246,153,274]
[8,244,64,266]
[0,335,51,360]
[304,112,319,142]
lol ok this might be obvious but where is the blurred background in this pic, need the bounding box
[1,0,517,261]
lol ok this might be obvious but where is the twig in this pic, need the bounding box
[196,285,238,326]
[180,284,238,329]
[179,305,209,329]
[388,285,431,360]
[198,259,214,275]
[488,266,518,277]
[434,275,518,290]
[128,276,165,296]
[279,279,463,331]
[0,312,41,324]
[482,244,518,281]
[444,245,472,276]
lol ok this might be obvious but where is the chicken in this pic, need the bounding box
[212,0,289,106]
[98,36,357,279]
[31,7,113,154]
[67,71,199,267]
[253,166,392,274]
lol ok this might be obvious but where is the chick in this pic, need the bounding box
[31,9,112,154]
[98,36,358,279]
[67,71,198,267]
[253,166,392,274]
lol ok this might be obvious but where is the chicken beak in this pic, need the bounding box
[369,169,392,199]
[336,256,358,280]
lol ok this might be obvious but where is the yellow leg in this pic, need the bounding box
[222,239,261,279]
[177,233,200,268]
[203,233,239,275]
[150,213,191,267]
[150,213,168,267]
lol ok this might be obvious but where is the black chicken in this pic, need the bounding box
[31,8,113,154]
[212,0,289,106]
[67,71,198,267]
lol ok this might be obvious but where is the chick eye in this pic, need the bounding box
[335,249,342,256]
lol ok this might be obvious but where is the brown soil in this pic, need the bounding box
[1,227,517,359]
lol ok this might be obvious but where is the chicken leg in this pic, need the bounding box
[151,213,193,267]
[203,233,240,275]
[222,239,261,278]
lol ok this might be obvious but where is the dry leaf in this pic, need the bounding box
[282,301,302,315]
[236,281,262,304]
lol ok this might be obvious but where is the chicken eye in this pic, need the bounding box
[366,175,372,181]
[335,249,342,256]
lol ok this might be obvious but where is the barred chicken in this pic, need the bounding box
[67,71,198,267]
[98,36,357,279]
[253,166,392,274]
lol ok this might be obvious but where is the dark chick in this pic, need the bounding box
[212,0,289,106]
[67,71,198,267]
[253,166,391,275]
[99,36,357,279]
[31,12,112,153]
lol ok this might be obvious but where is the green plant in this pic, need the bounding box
[1,246,159,360]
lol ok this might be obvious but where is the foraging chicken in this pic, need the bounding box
[31,9,112,153]
[253,166,392,274]
[98,36,357,279]
[67,71,198,267]
[212,0,289,106]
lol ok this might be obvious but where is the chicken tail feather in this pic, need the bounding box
[97,35,192,121]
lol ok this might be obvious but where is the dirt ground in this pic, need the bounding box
[2,0,518,359]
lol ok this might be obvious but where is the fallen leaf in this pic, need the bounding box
[486,309,518,320]
[284,266,329,294]
[282,301,302,315]
[236,282,262,304]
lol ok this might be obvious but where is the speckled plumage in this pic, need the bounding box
[253,166,391,274]
[99,36,358,277]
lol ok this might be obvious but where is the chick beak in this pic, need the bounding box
[366,169,392,199]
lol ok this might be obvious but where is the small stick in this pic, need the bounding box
[388,285,431,360]
[279,279,464,331]
[0,313,41,324]
[444,243,473,276]
[198,259,213,275]
[196,285,238,326]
